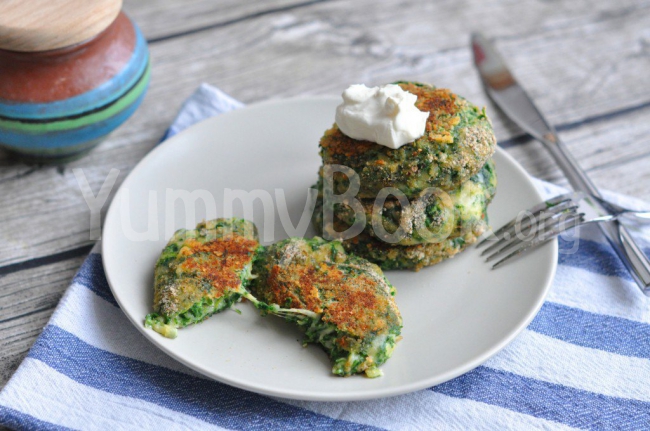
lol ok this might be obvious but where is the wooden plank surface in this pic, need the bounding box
[0,257,86,387]
[0,0,649,407]
[2,0,650,268]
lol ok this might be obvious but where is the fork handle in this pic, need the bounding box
[541,134,650,295]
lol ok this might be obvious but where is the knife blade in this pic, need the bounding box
[471,32,650,295]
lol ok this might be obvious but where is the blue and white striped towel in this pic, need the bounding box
[2,84,650,430]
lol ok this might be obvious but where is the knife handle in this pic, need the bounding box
[540,135,650,295]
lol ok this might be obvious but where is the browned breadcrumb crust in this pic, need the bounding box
[263,252,395,338]
[155,234,258,316]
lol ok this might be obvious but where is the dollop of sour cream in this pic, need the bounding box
[335,84,429,149]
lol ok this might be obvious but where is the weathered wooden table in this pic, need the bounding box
[1,0,649,403]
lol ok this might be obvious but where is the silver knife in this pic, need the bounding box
[471,32,650,295]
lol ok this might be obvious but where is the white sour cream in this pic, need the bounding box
[334,84,429,149]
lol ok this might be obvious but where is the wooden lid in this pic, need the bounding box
[0,0,122,52]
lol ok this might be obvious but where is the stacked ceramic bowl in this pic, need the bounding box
[312,82,498,270]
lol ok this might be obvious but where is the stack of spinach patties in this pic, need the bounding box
[312,82,498,270]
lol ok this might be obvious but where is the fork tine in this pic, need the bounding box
[480,201,578,255]
[486,212,582,266]
[485,208,581,261]
[489,213,584,269]
[480,212,568,263]
[476,193,579,248]
[545,191,586,206]
[490,206,584,258]
[504,199,577,235]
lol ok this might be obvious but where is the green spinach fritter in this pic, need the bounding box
[145,218,260,338]
[320,81,497,197]
[339,219,488,271]
[316,159,496,246]
[313,201,489,271]
[250,237,402,377]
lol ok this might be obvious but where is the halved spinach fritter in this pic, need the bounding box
[145,218,260,338]
[250,237,402,377]
[320,81,497,197]
[316,159,496,246]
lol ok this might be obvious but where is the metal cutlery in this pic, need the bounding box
[471,32,650,294]
[477,191,650,269]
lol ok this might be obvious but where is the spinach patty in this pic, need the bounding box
[145,218,260,338]
[314,203,489,271]
[250,237,402,377]
[316,159,496,246]
[320,82,497,197]
[342,220,487,271]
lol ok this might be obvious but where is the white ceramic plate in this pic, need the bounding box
[103,97,557,401]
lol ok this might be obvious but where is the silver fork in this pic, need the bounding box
[478,192,650,269]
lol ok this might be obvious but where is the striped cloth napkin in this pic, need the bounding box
[2,84,650,430]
